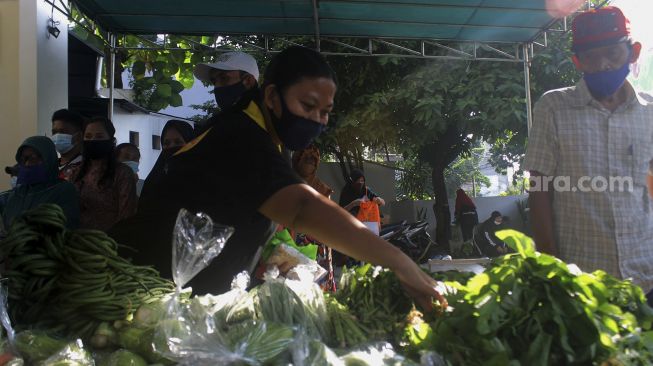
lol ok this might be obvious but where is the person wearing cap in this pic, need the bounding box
[474,211,508,257]
[193,51,259,117]
[1,136,79,229]
[109,47,446,311]
[51,109,85,182]
[524,6,653,299]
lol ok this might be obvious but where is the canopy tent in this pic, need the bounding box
[70,0,564,43]
[66,0,597,131]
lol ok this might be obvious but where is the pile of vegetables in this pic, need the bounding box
[425,230,653,365]
[2,205,653,365]
[0,204,174,338]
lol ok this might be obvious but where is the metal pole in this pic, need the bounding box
[523,43,533,135]
[311,0,320,52]
[108,33,116,120]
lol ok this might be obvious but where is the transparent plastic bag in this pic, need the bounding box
[39,339,94,366]
[0,284,15,346]
[153,209,238,363]
[0,284,21,364]
[290,333,343,366]
[255,268,329,341]
[339,342,418,366]
[267,244,327,283]
[171,209,235,288]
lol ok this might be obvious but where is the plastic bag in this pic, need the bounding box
[0,284,21,364]
[255,268,329,341]
[153,209,237,363]
[290,333,343,366]
[339,342,418,366]
[40,339,94,366]
[266,244,327,283]
[171,209,235,288]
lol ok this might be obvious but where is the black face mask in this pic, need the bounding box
[83,140,113,160]
[214,81,247,109]
[270,92,324,151]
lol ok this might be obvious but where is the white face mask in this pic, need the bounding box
[122,161,139,174]
[10,176,18,189]
[51,133,75,154]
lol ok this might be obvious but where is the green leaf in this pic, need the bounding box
[169,80,184,94]
[495,230,535,257]
[155,84,172,98]
[132,61,146,78]
[524,332,552,366]
[169,93,183,107]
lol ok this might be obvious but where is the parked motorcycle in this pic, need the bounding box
[381,220,446,263]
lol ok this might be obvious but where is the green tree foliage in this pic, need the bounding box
[445,147,491,198]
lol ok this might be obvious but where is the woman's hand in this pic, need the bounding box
[391,255,448,312]
[373,196,386,206]
[345,199,363,211]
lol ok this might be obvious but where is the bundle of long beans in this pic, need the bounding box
[0,204,174,338]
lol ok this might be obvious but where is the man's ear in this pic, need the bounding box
[243,74,258,89]
[263,84,278,110]
[631,42,642,63]
[572,54,583,71]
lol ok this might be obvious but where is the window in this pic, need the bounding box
[129,131,140,147]
[152,135,161,150]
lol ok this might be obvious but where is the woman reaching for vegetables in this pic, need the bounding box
[110,46,446,310]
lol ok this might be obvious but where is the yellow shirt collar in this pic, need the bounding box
[175,101,279,156]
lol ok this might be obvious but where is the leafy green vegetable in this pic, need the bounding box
[430,230,653,365]
[336,264,413,341]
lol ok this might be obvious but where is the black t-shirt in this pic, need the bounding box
[110,104,302,294]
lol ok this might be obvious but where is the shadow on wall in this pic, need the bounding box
[316,161,397,216]
[387,195,529,238]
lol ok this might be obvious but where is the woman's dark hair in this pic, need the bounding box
[162,120,195,144]
[76,116,118,188]
[261,46,337,94]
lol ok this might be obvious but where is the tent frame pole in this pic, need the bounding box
[523,42,533,135]
[108,32,116,120]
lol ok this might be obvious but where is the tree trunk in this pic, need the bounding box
[332,146,351,184]
[431,163,451,252]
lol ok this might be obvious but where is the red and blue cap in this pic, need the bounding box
[572,6,630,53]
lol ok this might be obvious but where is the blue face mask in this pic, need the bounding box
[10,176,18,189]
[271,92,324,151]
[122,161,139,174]
[583,59,630,99]
[214,81,247,109]
[51,133,75,154]
[16,164,49,185]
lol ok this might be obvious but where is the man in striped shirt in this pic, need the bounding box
[524,6,653,301]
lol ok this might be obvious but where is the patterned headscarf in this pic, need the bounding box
[292,145,333,197]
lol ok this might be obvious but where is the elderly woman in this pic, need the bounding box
[292,144,336,291]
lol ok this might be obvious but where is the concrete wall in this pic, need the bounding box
[316,161,397,215]
[36,0,68,135]
[387,195,528,237]
[0,0,67,190]
[112,109,192,180]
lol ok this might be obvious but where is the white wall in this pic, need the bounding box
[316,161,397,212]
[37,0,68,135]
[0,0,67,191]
[112,109,167,180]
[387,195,529,237]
